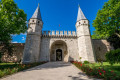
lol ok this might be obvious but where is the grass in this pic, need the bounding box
[0,63,18,70]
[0,62,47,78]
[71,61,120,79]
[85,62,120,78]
[0,63,15,65]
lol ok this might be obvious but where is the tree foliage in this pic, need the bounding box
[107,34,120,49]
[105,49,120,65]
[92,0,120,39]
[0,0,27,56]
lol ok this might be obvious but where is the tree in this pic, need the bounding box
[92,0,120,39]
[0,0,27,58]
[105,49,120,65]
[107,34,120,49]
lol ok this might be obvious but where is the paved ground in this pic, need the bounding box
[0,62,98,80]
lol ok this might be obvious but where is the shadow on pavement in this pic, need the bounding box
[22,62,71,72]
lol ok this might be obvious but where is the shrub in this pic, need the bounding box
[0,53,3,63]
[83,61,89,64]
[105,49,120,65]
[0,70,4,78]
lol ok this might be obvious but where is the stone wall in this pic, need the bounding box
[0,39,112,62]
[1,43,24,62]
[40,36,79,62]
[92,39,112,61]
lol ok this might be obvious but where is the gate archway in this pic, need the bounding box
[50,40,68,62]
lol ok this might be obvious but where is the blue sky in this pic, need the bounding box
[12,0,108,43]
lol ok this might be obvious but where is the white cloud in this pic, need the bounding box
[22,37,25,40]
[12,41,18,43]
[12,41,22,43]
[11,32,27,37]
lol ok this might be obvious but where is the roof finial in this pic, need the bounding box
[38,3,39,7]
[78,4,80,7]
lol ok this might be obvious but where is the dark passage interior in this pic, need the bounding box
[56,49,62,61]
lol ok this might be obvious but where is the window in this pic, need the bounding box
[84,21,86,23]
[32,20,34,22]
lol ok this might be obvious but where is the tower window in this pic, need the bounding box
[32,20,34,22]
[84,21,86,23]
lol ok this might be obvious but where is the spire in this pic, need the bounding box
[77,4,86,21]
[31,3,42,21]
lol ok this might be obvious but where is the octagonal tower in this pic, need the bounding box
[22,4,43,64]
[76,5,96,62]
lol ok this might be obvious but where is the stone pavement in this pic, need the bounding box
[0,62,99,80]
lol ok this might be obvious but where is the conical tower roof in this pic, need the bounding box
[77,5,86,21]
[31,4,42,21]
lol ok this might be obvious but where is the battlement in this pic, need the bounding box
[42,31,77,37]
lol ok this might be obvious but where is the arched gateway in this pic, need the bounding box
[50,40,68,62]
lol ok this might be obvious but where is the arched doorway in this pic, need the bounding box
[56,49,62,61]
[50,40,68,62]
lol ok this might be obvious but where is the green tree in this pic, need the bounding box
[92,0,120,39]
[0,0,27,58]
[107,34,120,49]
[105,49,120,65]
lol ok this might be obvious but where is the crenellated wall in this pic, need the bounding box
[42,31,76,37]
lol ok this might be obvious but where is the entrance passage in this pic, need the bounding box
[50,40,68,62]
[56,49,62,61]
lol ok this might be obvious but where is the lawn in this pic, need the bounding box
[0,62,46,78]
[71,61,120,79]
[86,62,120,77]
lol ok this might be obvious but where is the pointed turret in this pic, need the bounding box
[31,4,42,21]
[77,5,86,21]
